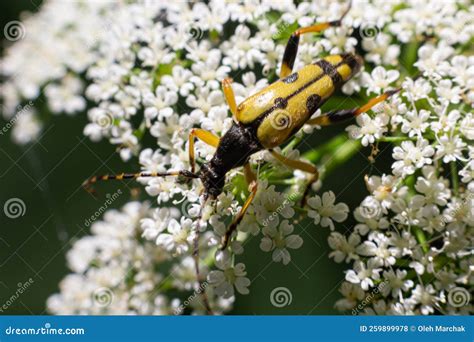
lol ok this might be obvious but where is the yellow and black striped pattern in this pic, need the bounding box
[236,53,361,149]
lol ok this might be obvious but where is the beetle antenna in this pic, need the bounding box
[329,1,352,26]
[339,0,352,23]
[343,1,352,19]
[82,170,199,195]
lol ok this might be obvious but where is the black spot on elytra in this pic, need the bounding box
[282,72,298,84]
[315,59,343,85]
[274,97,288,109]
[306,94,321,114]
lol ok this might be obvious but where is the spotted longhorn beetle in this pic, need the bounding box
[84,2,399,254]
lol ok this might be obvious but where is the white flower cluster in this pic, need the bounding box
[2,1,114,143]
[47,202,232,315]
[3,0,473,315]
[331,1,474,315]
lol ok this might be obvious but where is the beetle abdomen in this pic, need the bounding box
[239,53,361,149]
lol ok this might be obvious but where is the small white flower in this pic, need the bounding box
[436,79,461,104]
[200,105,232,134]
[381,269,414,299]
[160,65,194,96]
[414,44,453,78]
[354,203,390,236]
[362,32,400,66]
[402,77,432,102]
[156,217,194,255]
[430,109,460,134]
[356,232,396,266]
[399,109,431,137]
[361,66,400,95]
[307,191,349,230]
[413,166,451,207]
[327,232,360,263]
[221,25,263,70]
[435,133,466,163]
[254,183,295,228]
[335,282,365,311]
[260,220,303,265]
[143,86,178,123]
[392,138,435,177]
[322,26,357,54]
[460,113,474,140]
[140,207,179,241]
[11,109,42,144]
[365,175,397,210]
[191,49,230,87]
[207,251,250,298]
[346,113,389,146]
[345,259,382,291]
[45,75,86,114]
[186,84,223,116]
[406,284,438,315]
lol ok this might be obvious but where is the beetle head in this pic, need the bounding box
[199,163,225,199]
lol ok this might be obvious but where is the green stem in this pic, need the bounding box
[378,136,415,143]
[450,162,459,196]
[282,135,303,153]
[413,226,429,253]
[267,179,297,185]
[400,40,420,76]
[303,135,361,178]
[269,133,359,182]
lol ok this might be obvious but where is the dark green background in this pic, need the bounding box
[0,1,393,315]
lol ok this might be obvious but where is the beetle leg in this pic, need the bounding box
[189,128,220,173]
[306,89,400,126]
[220,163,258,250]
[243,162,257,184]
[280,1,352,78]
[222,78,239,122]
[269,150,319,207]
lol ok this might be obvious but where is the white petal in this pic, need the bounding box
[285,235,303,249]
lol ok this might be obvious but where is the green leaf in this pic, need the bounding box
[400,40,419,76]
[151,62,175,90]
[273,21,299,41]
